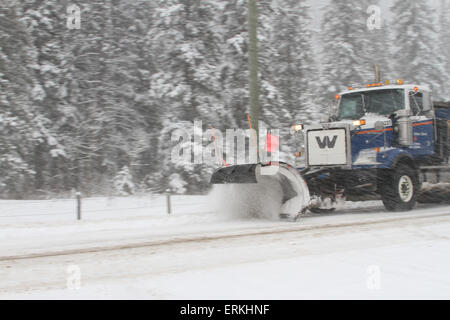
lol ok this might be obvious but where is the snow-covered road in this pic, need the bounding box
[1,195,450,299]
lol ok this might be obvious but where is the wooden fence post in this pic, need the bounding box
[76,192,82,220]
[166,189,172,215]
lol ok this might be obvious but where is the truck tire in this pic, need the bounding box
[381,164,418,211]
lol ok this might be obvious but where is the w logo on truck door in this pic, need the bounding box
[316,136,338,149]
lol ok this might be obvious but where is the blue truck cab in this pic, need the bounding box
[299,81,450,211]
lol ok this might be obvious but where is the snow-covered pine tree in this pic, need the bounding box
[86,0,152,193]
[0,1,58,198]
[391,0,446,100]
[359,0,393,82]
[147,0,239,193]
[260,0,318,125]
[215,0,250,129]
[17,0,74,193]
[168,172,188,194]
[47,0,155,195]
[256,0,318,163]
[147,0,226,125]
[113,166,135,195]
[320,0,369,98]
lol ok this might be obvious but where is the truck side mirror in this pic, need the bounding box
[423,91,432,112]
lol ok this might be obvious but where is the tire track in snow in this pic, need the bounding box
[1,211,450,262]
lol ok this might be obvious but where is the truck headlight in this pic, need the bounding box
[352,119,366,127]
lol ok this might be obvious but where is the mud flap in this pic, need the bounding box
[211,163,310,219]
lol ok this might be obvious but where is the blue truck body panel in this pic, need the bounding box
[436,108,450,119]
[351,119,434,170]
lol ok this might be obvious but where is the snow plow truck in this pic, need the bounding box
[210,80,450,220]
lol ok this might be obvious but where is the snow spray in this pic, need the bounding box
[209,176,284,220]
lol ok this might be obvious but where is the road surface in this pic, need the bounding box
[0,196,449,299]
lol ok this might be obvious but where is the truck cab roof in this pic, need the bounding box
[339,84,431,96]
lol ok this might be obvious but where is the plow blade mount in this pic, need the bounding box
[210,163,311,219]
[210,164,258,184]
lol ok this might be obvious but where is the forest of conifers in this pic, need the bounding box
[1,0,449,198]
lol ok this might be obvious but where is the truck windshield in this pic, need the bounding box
[337,89,405,120]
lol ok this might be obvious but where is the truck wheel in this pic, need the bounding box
[381,164,418,211]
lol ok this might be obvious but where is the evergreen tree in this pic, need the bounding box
[258,0,319,163]
[319,0,394,108]
[439,0,450,101]
[391,0,445,99]
[145,0,223,192]
[147,0,226,124]
[320,0,368,97]
[0,1,58,197]
[215,0,250,129]
[113,165,135,195]
[359,0,393,82]
[2,0,444,198]
[261,0,318,125]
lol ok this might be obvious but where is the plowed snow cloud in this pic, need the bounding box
[210,176,284,220]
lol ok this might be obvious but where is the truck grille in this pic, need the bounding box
[307,128,348,166]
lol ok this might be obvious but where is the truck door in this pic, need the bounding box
[408,90,434,155]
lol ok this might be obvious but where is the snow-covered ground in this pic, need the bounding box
[0,194,450,299]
